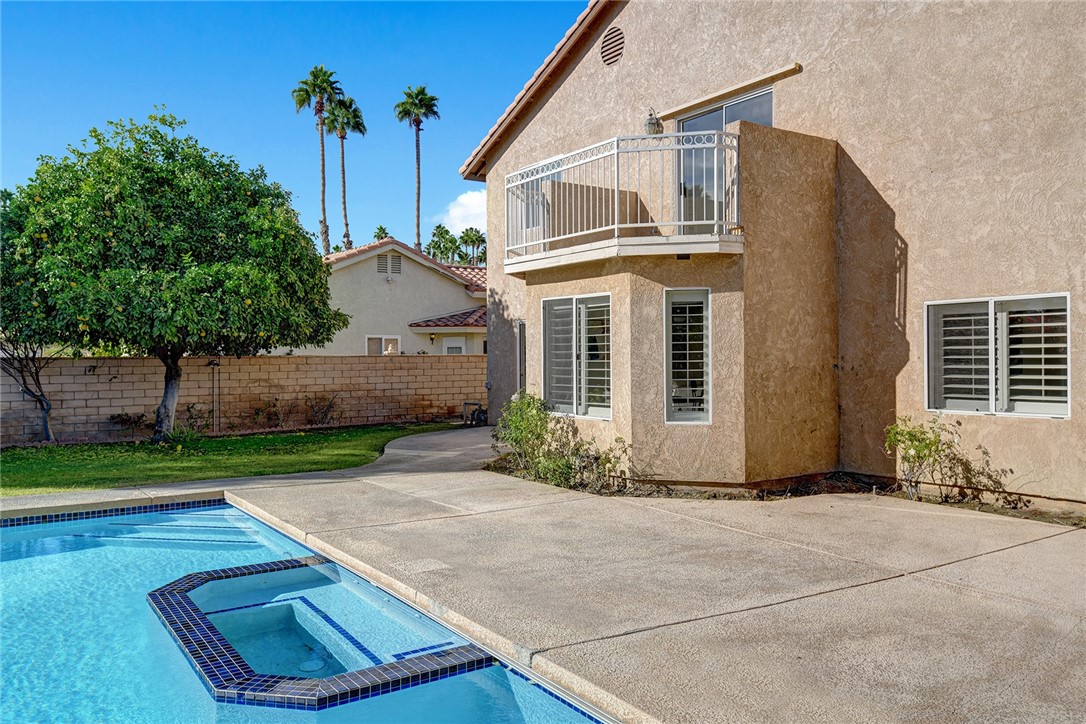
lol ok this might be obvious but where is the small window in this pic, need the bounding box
[442,336,466,355]
[542,296,610,418]
[927,295,1068,416]
[366,335,400,356]
[377,254,402,275]
[666,290,710,422]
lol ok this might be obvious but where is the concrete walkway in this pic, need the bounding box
[5,427,1084,722]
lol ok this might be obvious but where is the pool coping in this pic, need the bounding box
[2,492,626,723]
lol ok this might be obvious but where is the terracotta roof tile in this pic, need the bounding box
[409,306,488,329]
[446,265,487,290]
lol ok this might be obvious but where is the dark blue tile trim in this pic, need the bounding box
[1,498,227,528]
[147,556,494,711]
[391,641,456,661]
[206,596,383,667]
[499,663,608,724]
[72,533,260,545]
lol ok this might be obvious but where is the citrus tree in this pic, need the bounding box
[2,113,349,440]
[0,190,72,442]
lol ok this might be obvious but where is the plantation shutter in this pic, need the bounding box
[543,299,574,413]
[577,297,611,417]
[377,254,388,273]
[997,298,1068,415]
[929,302,990,412]
[390,254,402,275]
[666,290,709,421]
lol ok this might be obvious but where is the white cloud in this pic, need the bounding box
[440,190,487,236]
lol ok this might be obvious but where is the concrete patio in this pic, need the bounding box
[4,427,1084,722]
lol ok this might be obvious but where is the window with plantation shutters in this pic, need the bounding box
[542,295,610,417]
[543,299,575,413]
[927,295,1068,417]
[929,302,990,412]
[998,298,1068,414]
[666,290,710,422]
[578,297,611,417]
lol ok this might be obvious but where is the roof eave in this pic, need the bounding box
[459,0,615,181]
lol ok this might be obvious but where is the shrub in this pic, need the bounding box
[304,393,342,427]
[108,411,150,438]
[884,415,1027,509]
[492,393,550,471]
[493,392,638,493]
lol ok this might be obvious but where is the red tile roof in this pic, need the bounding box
[446,264,487,291]
[408,305,488,329]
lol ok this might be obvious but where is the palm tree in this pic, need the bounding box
[427,224,458,262]
[459,227,485,266]
[394,85,440,251]
[324,97,366,250]
[373,225,389,241]
[293,65,343,255]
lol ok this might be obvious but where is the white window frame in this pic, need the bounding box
[924,292,1070,419]
[664,288,712,424]
[442,336,466,355]
[540,293,612,420]
[365,335,401,356]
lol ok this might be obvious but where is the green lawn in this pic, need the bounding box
[0,423,455,496]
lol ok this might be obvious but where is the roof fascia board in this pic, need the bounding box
[459,0,615,181]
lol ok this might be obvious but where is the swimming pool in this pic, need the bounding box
[0,502,606,723]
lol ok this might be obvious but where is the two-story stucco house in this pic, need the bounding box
[462,0,1084,505]
[291,237,488,356]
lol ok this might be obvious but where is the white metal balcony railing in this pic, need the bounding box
[504,131,740,261]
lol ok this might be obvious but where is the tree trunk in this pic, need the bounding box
[414,122,422,250]
[318,114,330,255]
[38,397,55,443]
[152,348,184,442]
[340,135,351,249]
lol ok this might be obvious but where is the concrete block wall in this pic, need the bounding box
[0,355,487,444]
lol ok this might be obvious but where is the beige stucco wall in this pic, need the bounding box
[625,256,746,483]
[483,0,1086,501]
[300,253,486,356]
[739,122,840,482]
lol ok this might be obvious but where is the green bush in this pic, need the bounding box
[492,392,551,471]
[884,415,1026,509]
[493,392,637,493]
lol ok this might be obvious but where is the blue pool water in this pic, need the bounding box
[0,505,601,723]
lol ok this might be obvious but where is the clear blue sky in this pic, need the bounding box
[1,1,582,248]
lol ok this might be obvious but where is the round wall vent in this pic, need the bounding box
[600,26,624,66]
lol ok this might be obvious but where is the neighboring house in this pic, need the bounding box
[462,0,1084,503]
[294,238,487,355]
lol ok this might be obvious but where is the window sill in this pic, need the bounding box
[926,408,1069,421]
[550,412,613,423]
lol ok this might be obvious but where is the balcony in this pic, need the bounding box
[504,131,743,274]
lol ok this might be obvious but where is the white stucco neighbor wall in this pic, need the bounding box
[293,251,486,356]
